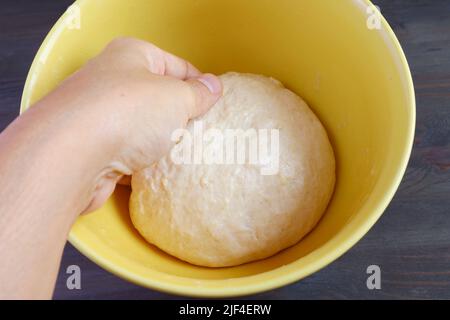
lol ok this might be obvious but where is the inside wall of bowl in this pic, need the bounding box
[23,0,411,280]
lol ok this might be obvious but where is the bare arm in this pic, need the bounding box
[0,37,222,299]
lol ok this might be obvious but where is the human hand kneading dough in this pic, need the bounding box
[0,37,222,299]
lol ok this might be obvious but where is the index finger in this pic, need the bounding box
[129,38,202,79]
[105,38,202,80]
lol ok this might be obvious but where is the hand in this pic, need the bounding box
[38,37,223,212]
[0,37,222,299]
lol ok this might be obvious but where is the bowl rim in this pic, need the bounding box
[20,0,416,298]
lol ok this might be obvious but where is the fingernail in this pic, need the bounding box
[197,73,222,94]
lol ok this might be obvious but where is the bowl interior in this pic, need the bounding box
[21,0,414,296]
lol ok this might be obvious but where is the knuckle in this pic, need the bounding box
[107,37,152,53]
[176,81,200,118]
[108,36,133,48]
[183,81,199,108]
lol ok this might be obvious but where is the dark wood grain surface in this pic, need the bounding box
[0,0,449,300]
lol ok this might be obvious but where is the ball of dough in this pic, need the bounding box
[129,72,335,267]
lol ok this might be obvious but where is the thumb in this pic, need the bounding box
[185,73,223,118]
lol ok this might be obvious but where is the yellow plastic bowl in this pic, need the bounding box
[21,0,415,297]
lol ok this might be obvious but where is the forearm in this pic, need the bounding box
[0,94,116,299]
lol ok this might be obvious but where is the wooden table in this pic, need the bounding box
[0,0,449,300]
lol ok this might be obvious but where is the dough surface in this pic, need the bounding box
[130,72,335,267]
